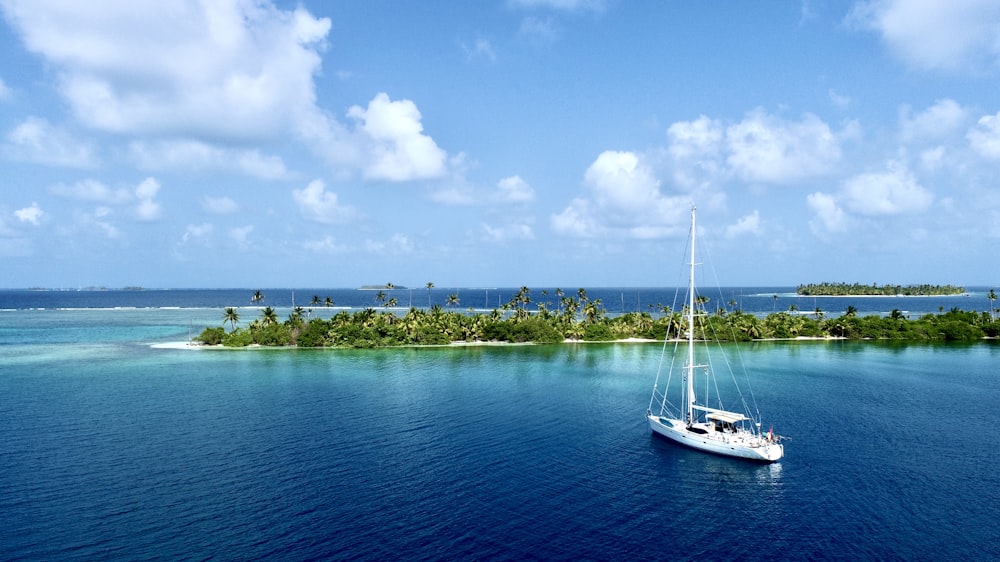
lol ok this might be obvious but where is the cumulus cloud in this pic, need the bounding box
[899,99,969,142]
[724,211,762,239]
[663,110,844,188]
[724,109,841,184]
[0,0,331,140]
[182,223,213,243]
[967,111,1000,159]
[74,207,119,239]
[347,93,448,182]
[482,221,535,242]
[229,225,254,246]
[134,177,162,221]
[303,235,349,254]
[552,151,687,239]
[15,202,44,225]
[292,179,358,224]
[492,176,535,203]
[4,117,97,167]
[848,0,1000,72]
[807,192,848,234]
[51,176,162,221]
[841,163,933,215]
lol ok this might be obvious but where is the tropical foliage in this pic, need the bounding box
[797,282,965,296]
[194,287,1000,348]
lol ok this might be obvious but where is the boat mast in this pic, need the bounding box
[686,206,697,425]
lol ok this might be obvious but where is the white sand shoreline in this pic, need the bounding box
[151,335,846,350]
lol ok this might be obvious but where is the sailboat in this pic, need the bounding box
[646,206,784,462]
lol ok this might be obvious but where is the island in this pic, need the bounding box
[194,286,999,348]
[796,282,965,296]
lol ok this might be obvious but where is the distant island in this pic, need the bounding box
[194,286,999,348]
[796,282,965,296]
[359,284,408,290]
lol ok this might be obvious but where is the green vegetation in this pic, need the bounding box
[194,287,1000,348]
[797,282,965,296]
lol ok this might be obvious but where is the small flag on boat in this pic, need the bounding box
[768,426,774,441]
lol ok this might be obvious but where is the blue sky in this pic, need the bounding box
[1,0,999,289]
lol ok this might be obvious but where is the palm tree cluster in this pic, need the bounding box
[194,287,1000,347]
[797,282,965,296]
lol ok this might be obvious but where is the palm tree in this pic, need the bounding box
[310,295,321,306]
[223,307,240,331]
[324,297,334,307]
[261,306,278,326]
[446,293,460,308]
[583,298,604,323]
[989,289,997,321]
[844,305,858,318]
[251,290,264,304]
[426,282,434,308]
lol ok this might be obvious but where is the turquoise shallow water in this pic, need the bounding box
[1,307,999,560]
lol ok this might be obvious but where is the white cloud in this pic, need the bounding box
[807,192,848,234]
[841,163,933,215]
[134,177,161,221]
[493,176,535,204]
[182,223,213,243]
[900,99,969,142]
[849,0,1000,72]
[74,207,119,239]
[201,196,239,215]
[347,93,448,182]
[303,235,348,254]
[15,202,44,225]
[482,221,535,242]
[4,117,97,168]
[829,89,852,109]
[725,109,841,184]
[663,110,844,188]
[292,179,358,224]
[429,186,477,206]
[51,177,162,221]
[967,111,1000,159]
[518,16,561,45]
[229,225,254,245]
[509,0,607,12]
[552,151,687,239]
[725,211,762,239]
[50,179,130,204]
[461,37,497,62]
[666,115,725,189]
[129,140,290,180]
[0,0,330,140]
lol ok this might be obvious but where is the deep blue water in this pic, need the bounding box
[1,298,999,560]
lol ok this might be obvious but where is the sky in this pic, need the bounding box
[1,0,999,289]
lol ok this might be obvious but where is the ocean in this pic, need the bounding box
[1,289,998,560]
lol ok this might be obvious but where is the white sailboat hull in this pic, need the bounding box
[648,415,783,463]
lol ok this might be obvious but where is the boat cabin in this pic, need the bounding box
[706,410,749,433]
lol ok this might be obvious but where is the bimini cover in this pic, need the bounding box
[703,409,749,424]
